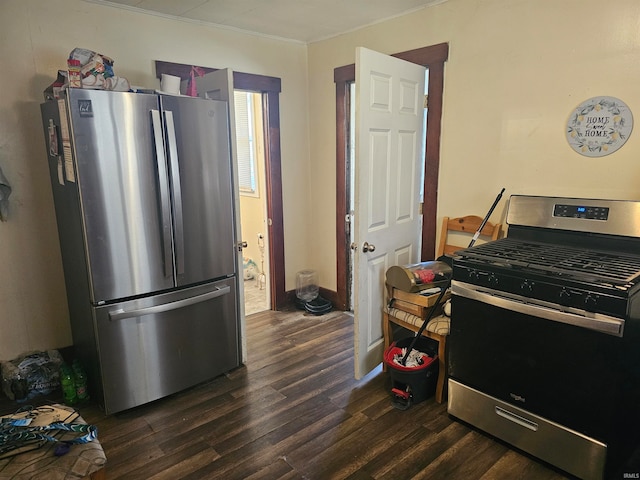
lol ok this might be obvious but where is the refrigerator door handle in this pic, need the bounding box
[164,110,185,276]
[151,109,174,279]
[108,285,231,321]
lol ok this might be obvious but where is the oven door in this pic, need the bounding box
[448,280,625,442]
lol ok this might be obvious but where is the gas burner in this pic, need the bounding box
[458,238,640,287]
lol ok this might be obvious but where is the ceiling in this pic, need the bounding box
[88,0,447,43]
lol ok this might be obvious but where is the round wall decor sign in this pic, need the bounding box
[566,96,633,157]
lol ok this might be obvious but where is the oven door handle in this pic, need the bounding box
[451,281,625,337]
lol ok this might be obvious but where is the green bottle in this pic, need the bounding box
[60,364,77,405]
[72,359,89,402]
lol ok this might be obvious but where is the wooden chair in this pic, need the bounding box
[383,215,502,404]
[436,215,502,258]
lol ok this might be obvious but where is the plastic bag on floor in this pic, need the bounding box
[1,350,63,401]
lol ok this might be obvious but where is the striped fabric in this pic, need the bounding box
[0,404,105,479]
[386,307,450,336]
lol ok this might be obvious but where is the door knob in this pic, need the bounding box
[362,242,376,253]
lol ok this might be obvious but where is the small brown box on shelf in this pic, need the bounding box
[390,287,448,307]
[387,287,449,318]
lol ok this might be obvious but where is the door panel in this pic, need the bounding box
[67,89,173,302]
[354,48,426,379]
[161,95,236,284]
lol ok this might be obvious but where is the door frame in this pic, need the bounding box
[155,61,286,310]
[333,43,449,311]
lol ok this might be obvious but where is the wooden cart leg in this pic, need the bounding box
[382,312,391,372]
[434,333,447,404]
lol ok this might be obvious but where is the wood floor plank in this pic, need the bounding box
[479,449,569,480]
[242,457,295,480]
[180,436,277,479]
[267,410,373,472]
[285,402,432,478]
[206,395,336,455]
[368,421,469,479]
[149,385,284,437]
[411,429,510,479]
[154,386,289,455]
[129,442,220,480]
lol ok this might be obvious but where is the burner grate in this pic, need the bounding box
[457,238,640,285]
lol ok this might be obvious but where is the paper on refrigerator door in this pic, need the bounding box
[57,99,75,183]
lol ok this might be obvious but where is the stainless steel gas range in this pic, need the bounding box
[447,195,640,480]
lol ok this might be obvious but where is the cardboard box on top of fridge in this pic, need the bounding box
[43,70,68,101]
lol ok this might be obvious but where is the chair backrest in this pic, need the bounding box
[436,215,502,258]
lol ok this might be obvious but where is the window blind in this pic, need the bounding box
[234,91,257,194]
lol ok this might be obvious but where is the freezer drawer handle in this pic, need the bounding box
[108,286,231,321]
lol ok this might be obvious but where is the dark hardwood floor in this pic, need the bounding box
[78,309,574,479]
[2,309,573,479]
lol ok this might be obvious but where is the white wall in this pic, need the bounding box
[306,0,640,291]
[0,0,309,360]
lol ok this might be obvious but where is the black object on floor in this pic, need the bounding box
[294,295,332,315]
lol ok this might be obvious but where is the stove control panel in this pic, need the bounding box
[553,204,609,220]
[453,264,628,317]
[507,196,640,237]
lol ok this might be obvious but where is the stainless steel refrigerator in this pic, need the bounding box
[41,88,241,414]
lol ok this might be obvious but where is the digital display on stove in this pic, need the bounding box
[553,204,609,220]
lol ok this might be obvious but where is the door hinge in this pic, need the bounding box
[424,94,428,109]
[419,202,423,214]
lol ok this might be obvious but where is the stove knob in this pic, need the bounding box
[584,293,598,308]
[488,274,499,285]
[468,269,479,281]
[559,287,571,305]
[520,280,533,293]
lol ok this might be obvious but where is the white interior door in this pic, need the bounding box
[196,69,248,362]
[353,47,426,379]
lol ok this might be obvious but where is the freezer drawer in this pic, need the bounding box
[94,279,240,414]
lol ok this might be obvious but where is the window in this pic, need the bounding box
[234,91,258,196]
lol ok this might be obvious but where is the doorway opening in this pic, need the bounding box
[235,90,271,315]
